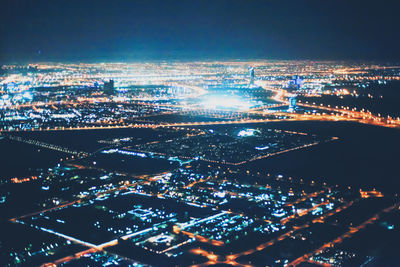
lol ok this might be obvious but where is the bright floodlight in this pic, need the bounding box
[22,91,33,99]
[202,95,252,110]
[238,128,258,137]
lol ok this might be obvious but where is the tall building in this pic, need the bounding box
[103,79,115,94]
[249,67,255,86]
[288,97,297,111]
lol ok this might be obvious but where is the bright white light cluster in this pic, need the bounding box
[201,95,252,110]
[237,128,258,137]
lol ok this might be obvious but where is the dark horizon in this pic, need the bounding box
[1,0,400,63]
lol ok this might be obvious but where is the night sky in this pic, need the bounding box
[1,0,399,62]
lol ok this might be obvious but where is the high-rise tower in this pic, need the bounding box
[103,79,115,94]
[249,67,255,86]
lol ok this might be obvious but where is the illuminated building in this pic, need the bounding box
[289,97,297,110]
[249,66,255,86]
[103,79,115,94]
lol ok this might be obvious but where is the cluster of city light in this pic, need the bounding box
[201,95,254,110]
[2,61,400,266]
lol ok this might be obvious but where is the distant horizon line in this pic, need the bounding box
[2,57,400,65]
